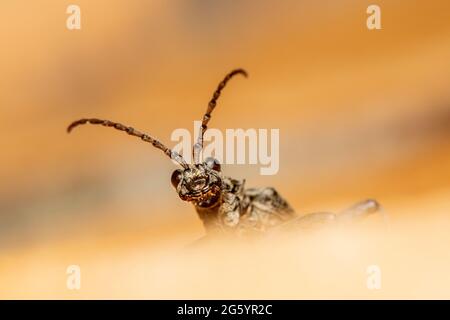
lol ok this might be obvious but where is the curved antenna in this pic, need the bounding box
[192,68,248,164]
[67,118,189,168]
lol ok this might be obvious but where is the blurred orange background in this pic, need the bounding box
[0,0,450,299]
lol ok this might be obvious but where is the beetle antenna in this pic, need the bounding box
[192,68,248,164]
[67,118,189,168]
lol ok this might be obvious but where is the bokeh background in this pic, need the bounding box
[1,0,450,299]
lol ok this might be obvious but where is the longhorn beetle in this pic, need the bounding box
[67,69,381,236]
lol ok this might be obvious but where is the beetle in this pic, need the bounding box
[67,69,381,236]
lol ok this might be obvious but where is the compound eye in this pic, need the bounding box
[171,169,182,188]
[204,157,221,172]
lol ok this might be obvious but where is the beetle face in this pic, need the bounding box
[171,158,222,208]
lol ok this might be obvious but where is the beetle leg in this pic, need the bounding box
[338,199,381,222]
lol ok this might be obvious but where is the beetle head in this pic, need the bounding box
[171,157,222,208]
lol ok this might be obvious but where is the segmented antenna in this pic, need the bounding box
[192,68,248,164]
[67,118,188,168]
